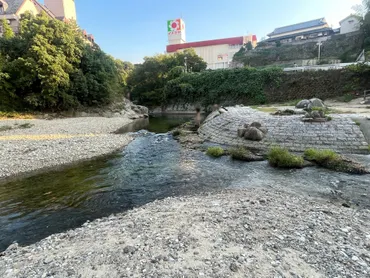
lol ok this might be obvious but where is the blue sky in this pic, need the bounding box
[42,0,361,63]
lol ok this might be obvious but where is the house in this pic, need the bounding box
[339,15,361,34]
[266,18,333,43]
[0,0,94,44]
[166,18,257,70]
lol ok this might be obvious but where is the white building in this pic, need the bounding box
[340,15,361,35]
[166,18,257,70]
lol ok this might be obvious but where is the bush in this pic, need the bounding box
[267,146,304,168]
[206,146,225,157]
[304,148,338,162]
[303,148,367,174]
[229,146,251,161]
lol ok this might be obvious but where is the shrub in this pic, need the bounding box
[229,146,251,161]
[303,148,367,174]
[206,146,225,157]
[267,146,304,168]
[304,148,339,162]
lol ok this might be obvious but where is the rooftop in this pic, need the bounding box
[268,18,328,36]
[1,0,24,14]
[167,36,257,53]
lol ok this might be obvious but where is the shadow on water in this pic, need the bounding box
[0,114,370,251]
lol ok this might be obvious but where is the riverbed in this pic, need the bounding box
[0,115,370,252]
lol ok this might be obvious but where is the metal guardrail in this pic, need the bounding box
[284,62,370,72]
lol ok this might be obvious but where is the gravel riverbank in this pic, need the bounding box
[0,188,369,278]
[0,117,133,180]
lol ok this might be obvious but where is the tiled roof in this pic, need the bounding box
[268,18,328,36]
[265,27,333,42]
[3,0,24,14]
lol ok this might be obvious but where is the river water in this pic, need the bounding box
[0,115,369,251]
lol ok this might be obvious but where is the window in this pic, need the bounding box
[348,20,354,24]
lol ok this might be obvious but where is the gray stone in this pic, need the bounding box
[230,262,239,272]
[311,111,322,119]
[244,127,265,141]
[250,122,262,128]
[238,128,247,138]
[310,98,326,108]
[259,127,268,134]
[296,100,310,109]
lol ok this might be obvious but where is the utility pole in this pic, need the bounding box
[317,42,322,62]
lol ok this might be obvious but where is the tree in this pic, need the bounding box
[246,42,253,51]
[1,18,14,39]
[0,11,130,111]
[128,50,207,107]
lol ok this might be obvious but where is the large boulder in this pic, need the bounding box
[244,127,265,141]
[238,128,247,138]
[296,99,310,109]
[309,98,325,108]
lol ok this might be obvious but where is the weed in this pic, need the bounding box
[229,146,251,161]
[206,146,225,158]
[267,146,304,168]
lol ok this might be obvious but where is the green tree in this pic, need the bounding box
[246,41,253,51]
[128,50,206,107]
[1,18,14,39]
[0,11,129,111]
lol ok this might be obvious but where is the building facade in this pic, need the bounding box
[166,18,257,70]
[0,0,94,43]
[340,15,361,35]
[266,18,333,44]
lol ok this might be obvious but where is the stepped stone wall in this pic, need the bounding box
[198,107,369,154]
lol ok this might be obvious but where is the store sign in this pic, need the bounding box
[167,19,184,34]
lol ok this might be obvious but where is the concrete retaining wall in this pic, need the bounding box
[199,107,369,154]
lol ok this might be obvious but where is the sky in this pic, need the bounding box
[41,0,362,63]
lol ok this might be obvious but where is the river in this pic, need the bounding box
[0,115,369,252]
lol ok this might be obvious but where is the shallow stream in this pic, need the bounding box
[0,115,369,251]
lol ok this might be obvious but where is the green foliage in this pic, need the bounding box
[304,149,338,162]
[162,67,283,109]
[303,148,367,174]
[1,18,14,39]
[128,49,206,107]
[229,146,251,161]
[246,42,253,51]
[0,12,131,111]
[206,146,225,157]
[338,93,355,102]
[267,146,304,168]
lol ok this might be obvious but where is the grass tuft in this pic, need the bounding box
[206,146,225,158]
[229,146,251,161]
[18,123,34,129]
[267,146,304,168]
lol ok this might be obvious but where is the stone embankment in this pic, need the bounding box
[199,107,369,154]
[1,188,369,278]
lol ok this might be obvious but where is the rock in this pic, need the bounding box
[259,127,268,134]
[311,111,322,119]
[219,108,228,114]
[237,128,247,138]
[230,262,239,272]
[123,246,136,254]
[309,98,326,108]
[296,100,310,109]
[244,127,265,141]
[250,122,262,128]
